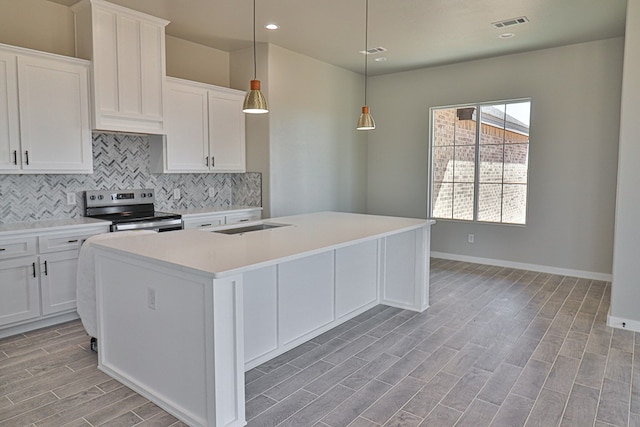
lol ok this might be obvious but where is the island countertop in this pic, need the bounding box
[93,211,434,278]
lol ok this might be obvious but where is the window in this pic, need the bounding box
[429,99,531,224]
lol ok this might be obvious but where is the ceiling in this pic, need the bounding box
[48,0,628,76]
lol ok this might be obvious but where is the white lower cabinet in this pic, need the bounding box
[0,223,109,337]
[335,240,379,319]
[182,208,262,230]
[243,266,278,363]
[243,245,379,368]
[0,256,39,327]
[278,252,335,346]
[40,250,82,315]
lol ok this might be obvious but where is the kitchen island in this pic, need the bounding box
[92,211,434,427]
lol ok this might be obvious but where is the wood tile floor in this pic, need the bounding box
[1,259,638,426]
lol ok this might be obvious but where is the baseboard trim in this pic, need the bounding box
[431,251,612,282]
[608,312,640,332]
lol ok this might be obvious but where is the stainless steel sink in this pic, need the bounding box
[213,223,290,235]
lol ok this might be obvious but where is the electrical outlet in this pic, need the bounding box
[468,233,475,243]
[66,192,76,205]
[208,188,216,198]
[147,288,156,310]
[173,189,181,200]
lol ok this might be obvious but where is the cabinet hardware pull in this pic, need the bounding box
[0,248,5,252]
[32,262,36,278]
[25,150,29,165]
[44,261,48,276]
[211,156,215,167]
[200,224,212,227]
[239,219,249,222]
[13,150,17,165]
[205,157,209,167]
[68,239,78,243]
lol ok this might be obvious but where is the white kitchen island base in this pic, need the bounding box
[93,212,434,427]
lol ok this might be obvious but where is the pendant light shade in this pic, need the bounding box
[243,0,269,114]
[357,0,375,130]
[243,79,269,114]
[357,106,375,130]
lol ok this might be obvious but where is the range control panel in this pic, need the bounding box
[85,189,156,207]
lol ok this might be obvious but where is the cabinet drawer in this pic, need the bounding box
[226,211,261,225]
[0,237,37,260]
[38,231,104,254]
[183,215,226,230]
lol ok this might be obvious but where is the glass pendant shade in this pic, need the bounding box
[243,79,269,114]
[357,105,375,130]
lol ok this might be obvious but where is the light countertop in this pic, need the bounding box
[170,206,262,218]
[93,211,435,278]
[0,217,111,237]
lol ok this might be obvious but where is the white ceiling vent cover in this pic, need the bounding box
[492,16,529,29]
[360,46,388,55]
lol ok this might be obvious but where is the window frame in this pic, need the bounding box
[427,97,532,226]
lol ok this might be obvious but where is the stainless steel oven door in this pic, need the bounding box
[111,218,183,232]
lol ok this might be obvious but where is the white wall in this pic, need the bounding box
[268,45,367,217]
[611,1,640,327]
[231,44,368,218]
[166,36,229,87]
[0,0,74,56]
[367,38,624,277]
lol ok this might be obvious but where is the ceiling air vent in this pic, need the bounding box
[360,46,387,55]
[492,16,529,29]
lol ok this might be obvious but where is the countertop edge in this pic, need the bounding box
[0,218,112,237]
[92,214,434,279]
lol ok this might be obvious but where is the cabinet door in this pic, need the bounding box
[40,250,80,315]
[164,81,209,172]
[0,256,40,326]
[17,55,92,173]
[0,51,19,171]
[82,2,167,134]
[209,90,246,173]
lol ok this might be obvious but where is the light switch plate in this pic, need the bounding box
[66,192,76,205]
[208,188,216,198]
[173,189,181,200]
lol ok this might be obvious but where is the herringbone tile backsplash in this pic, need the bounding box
[0,133,262,224]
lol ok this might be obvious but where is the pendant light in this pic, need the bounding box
[243,0,269,114]
[357,0,375,130]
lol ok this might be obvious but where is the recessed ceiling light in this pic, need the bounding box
[265,23,279,30]
[499,33,515,39]
[374,57,387,62]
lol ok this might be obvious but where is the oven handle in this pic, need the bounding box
[111,218,183,232]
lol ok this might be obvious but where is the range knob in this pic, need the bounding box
[141,193,146,198]
[97,195,104,200]
[89,195,96,200]
[147,192,153,198]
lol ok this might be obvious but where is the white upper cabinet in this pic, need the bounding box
[163,79,209,172]
[209,90,246,172]
[0,44,92,174]
[72,0,168,134]
[150,77,246,173]
[0,50,19,171]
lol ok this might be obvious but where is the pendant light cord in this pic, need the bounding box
[253,0,257,79]
[364,0,369,106]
